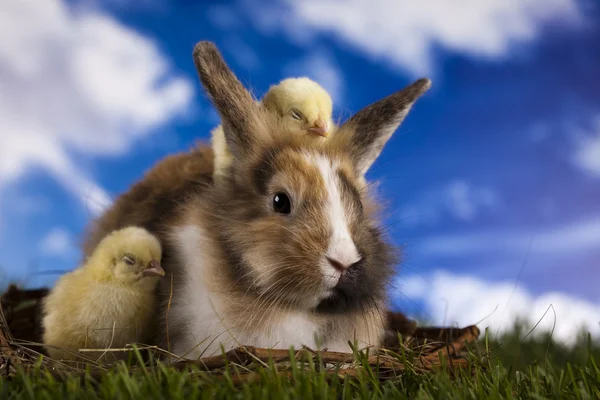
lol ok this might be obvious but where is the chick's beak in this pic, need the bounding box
[307,117,329,138]
[143,260,165,277]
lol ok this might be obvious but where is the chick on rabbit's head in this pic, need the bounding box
[91,226,164,287]
[262,77,334,138]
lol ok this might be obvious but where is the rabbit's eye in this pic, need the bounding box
[122,254,136,266]
[273,193,291,214]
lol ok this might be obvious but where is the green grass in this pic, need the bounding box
[2,323,599,399]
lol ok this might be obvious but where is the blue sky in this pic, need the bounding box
[1,0,599,342]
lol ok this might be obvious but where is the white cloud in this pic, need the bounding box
[416,214,600,257]
[53,168,113,217]
[572,116,600,177]
[245,0,585,77]
[284,50,345,106]
[40,227,75,258]
[399,180,499,227]
[398,270,600,345]
[0,0,194,215]
[446,180,497,220]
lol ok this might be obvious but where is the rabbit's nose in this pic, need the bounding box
[326,257,353,273]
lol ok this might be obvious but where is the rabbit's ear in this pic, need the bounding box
[193,41,266,159]
[334,78,431,176]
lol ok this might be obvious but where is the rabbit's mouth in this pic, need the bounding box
[314,261,364,314]
[314,286,352,314]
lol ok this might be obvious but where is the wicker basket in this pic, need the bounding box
[0,285,480,381]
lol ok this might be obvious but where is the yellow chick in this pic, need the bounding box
[42,226,164,362]
[261,77,335,137]
[211,77,335,180]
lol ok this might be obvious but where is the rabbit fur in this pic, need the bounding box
[82,41,431,359]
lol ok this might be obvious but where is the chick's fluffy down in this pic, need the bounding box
[212,77,335,180]
[42,226,163,361]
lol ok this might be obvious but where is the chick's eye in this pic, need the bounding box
[122,254,136,266]
[272,193,291,214]
[290,108,303,121]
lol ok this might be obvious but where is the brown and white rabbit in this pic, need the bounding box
[82,41,431,359]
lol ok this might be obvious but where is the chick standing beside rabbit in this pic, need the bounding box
[42,226,164,361]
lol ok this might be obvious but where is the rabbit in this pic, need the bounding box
[81,41,431,359]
